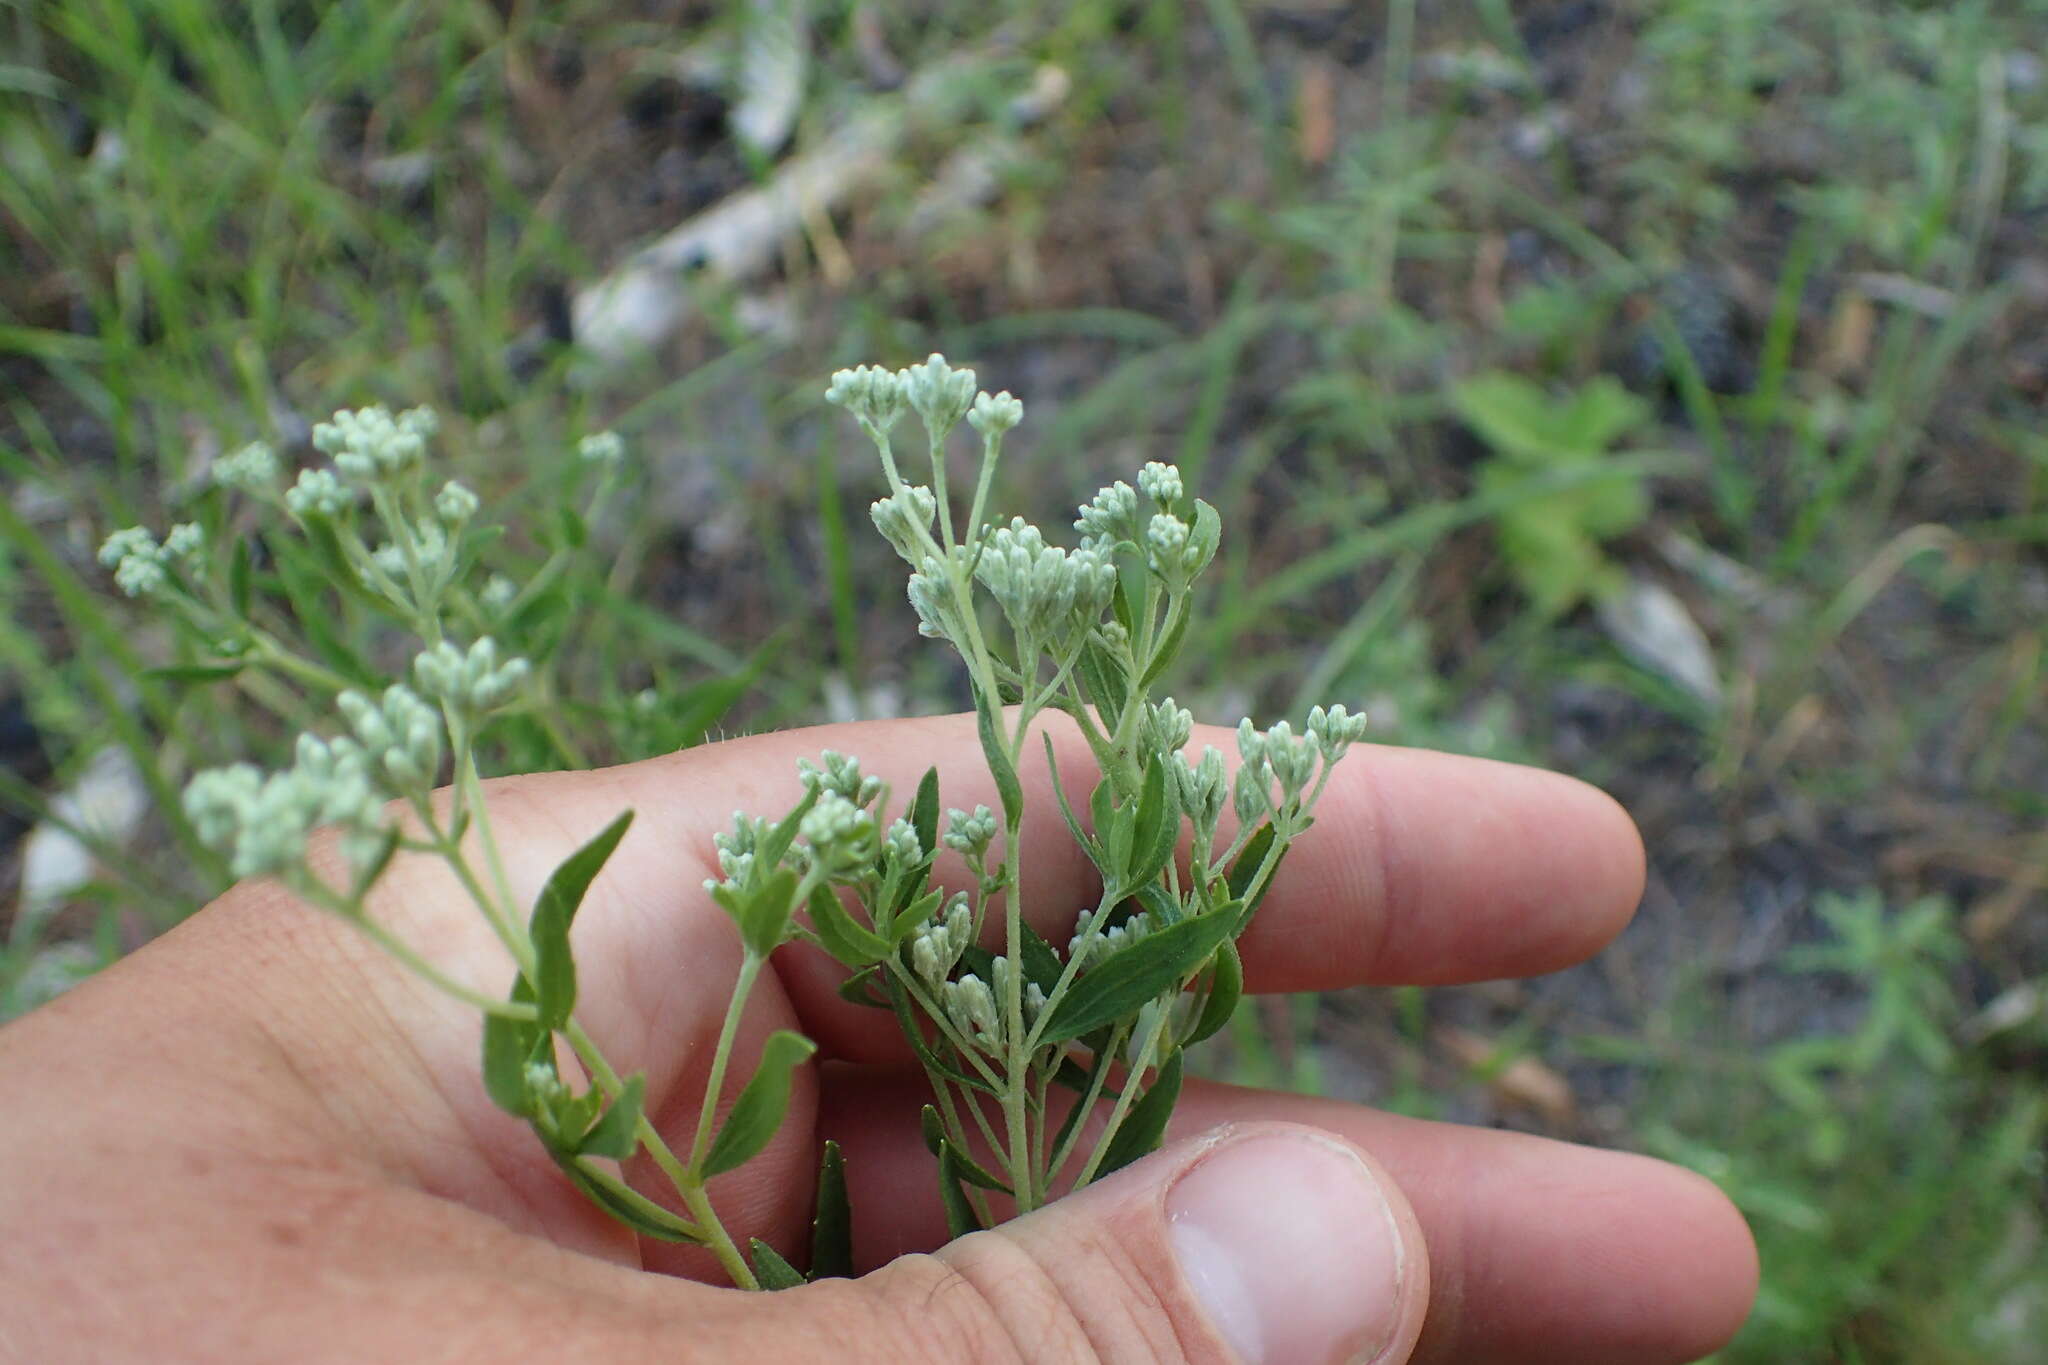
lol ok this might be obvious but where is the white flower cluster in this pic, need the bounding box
[908,893,974,987]
[412,637,529,717]
[799,790,878,877]
[1136,461,1183,506]
[882,817,923,866]
[313,405,438,483]
[905,544,976,642]
[337,683,444,790]
[824,364,908,433]
[1074,481,1138,547]
[826,354,1021,447]
[285,467,353,519]
[1232,705,1368,823]
[434,480,479,526]
[1069,907,1155,966]
[943,804,998,858]
[710,811,773,888]
[213,441,279,492]
[577,431,625,466]
[97,523,204,598]
[900,353,980,438]
[1138,697,1194,758]
[869,484,937,561]
[972,517,1118,649]
[1170,745,1230,841]
[183,732,388,881]
[797,750,883,806]
[968,390,1023,438]
[941,959,1047,1054]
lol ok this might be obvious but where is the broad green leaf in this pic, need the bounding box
[530,810,634,1029]
[481,975,542,1116]
[750,1238,808,1290]
[973,684,1023,827]
[1182,939,1243,1047]
[703,1030,818,1176]
[938,1145,982,1239]
[810,1140,853,1280]
[737,863,798,961]
[1097,1049,1183,1177]
[1077,637,1129,718]
[1038,906,1239,1044]
[909,767,941,858]
[578,1074,646,1159]
[807,882,891,968]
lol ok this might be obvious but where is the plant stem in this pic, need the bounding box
[1073,1005,1173,1188]
[564,1020,757,1290]
[689,952,765,1173]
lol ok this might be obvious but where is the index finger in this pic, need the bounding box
[661,711,1643,1058]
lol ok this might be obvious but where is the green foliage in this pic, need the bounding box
[1452,372,1653,615]
[1595,891,2048,1363]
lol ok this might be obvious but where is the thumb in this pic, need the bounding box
[749,1121,1429,1364]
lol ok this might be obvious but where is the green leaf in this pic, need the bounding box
[1119,757,1182,897]
[228,536,255,618]
[529,810,634,1030]
[703,1030,818,1176]
[909,767,941,858]
[937,1145,983,1240]
[1225,823,1277,902]
[836,964,889,1008]
[1038,906,1240,1044]
[810,1140,853,1280]
[1077,637,1129,719]
[739,865,802,957]
[556,1159,704,1243]
[1097,1049,1183,1177]
[888,888,942,946]
[1183,499,1223,580]
[481,975,542,1116]
[973,684,1023,828]
[1181,940,1243,1047]
[557,503,588,549]
[1041,737,1101,868]
[750,1238,808,1290]
[577,1074,647,1159]
[756,785,821,875]
[143,662,245,684]
[920,1108,1011,1193]
[1019,923,1065,995]
[807,882,891,968]
[348,824,403,898]
[1137,594,1191,693]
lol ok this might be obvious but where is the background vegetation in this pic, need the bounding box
[3,1,2045,1358]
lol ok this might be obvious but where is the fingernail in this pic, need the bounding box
[1166,1130,1406,1364]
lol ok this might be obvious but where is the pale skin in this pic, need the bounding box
[0,713,1758,1362]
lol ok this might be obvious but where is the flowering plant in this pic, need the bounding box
[109,356,1366,1289]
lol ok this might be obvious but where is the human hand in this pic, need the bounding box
[0,714,1755,1362]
